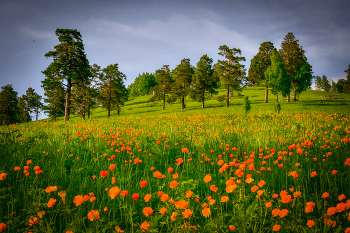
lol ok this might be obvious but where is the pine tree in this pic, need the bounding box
[42,29,91,121]
[215,45,246,107]
[343,65,350,94]
[314,76,323,90]
[0,85,19,125]
[321,75,331,92]
[41,76,65,121]
[170,58,194,111]
[98,63,127,117]
[149,65,173,110]
[190,54,219,108]
[247,42,275,103]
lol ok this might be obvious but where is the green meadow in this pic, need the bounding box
[0,87,350,233]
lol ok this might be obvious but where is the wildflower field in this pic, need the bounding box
[1,110,350,233]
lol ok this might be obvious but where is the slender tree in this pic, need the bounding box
[265,49,291,102]
[343,65,350,94]
[149,65,173,110]
[279,32,308,102]
[0,85,19,125]
[98,63,127,117]
[215,45,246,107]
[247,42,275,103]
[42,29,91,121]
[321,75,331,92]
[314,75,323,90]
[170,58,194,111]
[32,93,43,121]
[41,76,65,121]
[129,73,157,97]
[190,54,219,108]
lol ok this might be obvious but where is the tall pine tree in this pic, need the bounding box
[149,65,173,111]
[0,85,19,125]
[41,76,65,121]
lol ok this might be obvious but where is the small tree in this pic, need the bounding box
[149,65,173,110]
[41,77,65,121]
[243,96,251,114]
[314,75,323,90]
[0,85,19,125]
[321,75,331,92]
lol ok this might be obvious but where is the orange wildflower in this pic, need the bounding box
[73,195,84,206]
[144,194,151,202]
[272,209,280,217]
[168,167,173,173]
[121,190,128,197]
[226,184,237,193]
[307,220,315,227]
[28,216,39,226]
[14,166,21,171]
[245,177,254,183]
[203,174,212,183]
[338,194,346,201]
[175,200,189,209]
[209,199,216,205]
[265,202,272,208]
[170,180,179,188]
[37,210,45,218]
[176,158,183,165]
[310,171,317,177]
[45,186,58,193]
[181,148,189,153]
[100,171,108,177]
[336,202,347,212]
[132,193,139,201]
[47,198,56,208]
[251,185,258,192]
[327,207,337,216]
[112,177,116,184]
[160,194,169,202]
[229,225,236,231]
[140,180,147,187]
[321,192,329,198]
[159,207,167,214]
[293,191,302,198]
[115,226,125,233]
[0,173,7,181]
[202,207,210,217]
[185,190,193,198]
[172,173,179,179]
[273,224,281,231]
[290,171,298,179]
[182,209,193,218]
[87,210,99,221]
[221,196,229,202]
[170,212,178,221]
[281,195,293,203]
[279,209,289,218]
[0,223,5,232]
[109,164,116,170]
[109,186,120,199]
[331,170,337,175]
[143,207,154,216]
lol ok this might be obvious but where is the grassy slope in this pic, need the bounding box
[68,87,350,121]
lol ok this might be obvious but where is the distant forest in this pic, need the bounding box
[1,29,350,125]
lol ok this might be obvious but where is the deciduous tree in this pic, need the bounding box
[129,73,157,97]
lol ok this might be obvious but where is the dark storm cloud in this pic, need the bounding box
[0,0,349,119]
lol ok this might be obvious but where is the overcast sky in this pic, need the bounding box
[0,0,349,119]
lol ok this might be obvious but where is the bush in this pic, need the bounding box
[243,96,251,114]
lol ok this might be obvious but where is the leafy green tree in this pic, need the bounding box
[129,73,157,97]
[215,45,246,107]
[17,87,41,122]
[32,93,43,121]
[321,75,331,92]
[265,49,291,102]
[335,79,346,93]
[170,59,194,111]
[343,65,350,94]
[330,80,337,92]
[0,84,19,125]
[292,58,313,99]
[279,32,307,102]
[42,29,91,121]
[17,96,31,123]
[247,42,275,103]
[41,76,65,121]
[190,54,219,108]
[98,63,127,118]
[149,65,173,110]
[314,75,323,90]
[243,96,251,114]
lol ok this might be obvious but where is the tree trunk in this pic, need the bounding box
[202,89,205,108]
[87,105,90,118]
[64,78,72,121]
[181,96,185,111]
[108,108,110,118]
[202,101,204,108]
[265,86,268,103]
[226,84,230,107]
[163,92,165,111]
[276,93,278,102]
[82,110,85,120]
[287,94,290,103]
[118,108,120,116]
[35,107,38,121]
[293,88,297,101]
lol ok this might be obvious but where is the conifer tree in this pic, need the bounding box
[190,54,219,108]
[0,84,19,125]
[149,65,173,110]
[170,59,194,111]
[215,45,246,107]
[41,76,65,121]
[343,65,350,94]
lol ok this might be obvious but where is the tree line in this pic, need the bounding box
[1,30,350,125]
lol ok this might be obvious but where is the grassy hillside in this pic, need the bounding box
[67,87,350,121]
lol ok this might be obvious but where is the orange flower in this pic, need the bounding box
[290,171,298,179]
[321,192,329,198]
[159,207,167,214]
[121,190,128,197]
[45,186,58,193]
[47,198,56,208]
[331,170,337,175]
[28,216,39,226]
[26,160,32,165]
[172,173,179,179]
[112,177,116,184]
[229,225,236,231]
[168,167,173,173]
[280,195,293,204]
[203,174,212,183]
[143,207,154,216]
[87,210,99,221]
[144,194,151,202]
[170,180,178,188]
[272,209,280,217]
[104,207,108,211]
[273,224,281,231]
[140,180,147,187]
[327,207,337,216]
[89,197,96,202]
[245,177,254,183]
[272,194,279,198]
[279,209,289,218]
[160,194,169,202]
[307,220,315,227]
[293,191,302,198]
[0,223,5,232]
[210,184,218,192]
[73,195,84,206]
[140,221,150,232]
[265,202,272,208]
[338,194,346,201]
[14,167,21,171]
[221,196,229,202]
[115,226,125,233]
[109,164,116,170]
[109,186,120,199]
[37,210,45,218]
[257,190,264,196]
[170,212,178,221]
[226,184,237,193]
[100,171,108,177]
[182,209,193,218]
[153,171,162,178]
[181,148,189,153]
[175,200,189,209]
[84,195,90,201]
[58,190,66,204]
[132,193,139,201]
[202,207,210,217]
[335,202,347,212]
[0,173,6,181]
[251,185,258,192]
[258,180,266,187]
[209,199,216,205]
[310,171,317,177]
[176,158,183,165]
[185,190,193,198]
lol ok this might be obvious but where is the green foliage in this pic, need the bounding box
[129,73,157,97]
[149,65,173,110]
[265,49,291,101]
[215,45,246,107]
[275,102,281,113]
[17,87,41,123]
[41,77,65,121]
[243,96,251,114]
[343,65,350,94]
[190,55,219,108]
[0,84,19,125]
